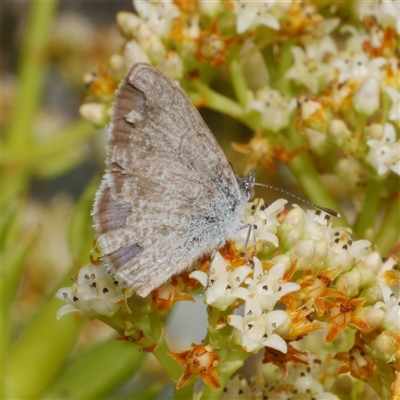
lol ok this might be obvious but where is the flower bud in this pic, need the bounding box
[372,332,397,362]
[353,77,380,115]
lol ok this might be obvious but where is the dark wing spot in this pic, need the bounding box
[107,243,142,268]
[95,186,131,234]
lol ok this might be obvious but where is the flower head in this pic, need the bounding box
[167,343,221,389]
[55,264,124,319]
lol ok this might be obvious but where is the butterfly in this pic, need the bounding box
[92,63,254,297]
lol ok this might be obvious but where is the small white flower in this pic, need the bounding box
[374,284,400,333]
[286,46,335,93]
[117,11,141,37]
[367,122,400,176]
[244,259,300,311]
[357,1,400,34]
[123,40,150,67]
[248,88,296,132]
[327,119,350,140]
[339,25,369,53]
[158,51,184,80]
[332,52,386,84]
[134,0,180,38]
[133,23,167,63]
[300,18,339,59]
[298,96,322,120]
[233,199,287,252]
[190,252,251,311]
[330,228,371,259]
[378,255,399,277]
[233,0,279,34]
[384,86,400,124]
[79,103,109,126]
[55,264,124,319]
[228,303,290,353]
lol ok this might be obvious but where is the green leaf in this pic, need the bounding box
[41,338,146,399]
[3,283,85,399]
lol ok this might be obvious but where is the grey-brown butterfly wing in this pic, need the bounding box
[94,158,240,296]
[107,63,239,192]
[92,63,243,296]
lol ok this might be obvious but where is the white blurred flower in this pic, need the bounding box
[134,0,180,38]
[332,52,386,84]
[233,0,279,34]
[286,46,335,93]
[339,25,369,53]
[199,0,221,17]
[384,86,400,124]
[158,51,184,80]
[357,1,400,34]
[79,103,110,126]
[56,264,124,319]
[374,284,400,333]
[378,255,399,277]
[353,76,380,115]
[367,122,400,176]
[248,88,296,132]
[123,40,150,67]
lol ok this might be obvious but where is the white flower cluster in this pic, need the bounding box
[55,264,124,319]
[221,369,340,400]
[248,88,297,133]
[191,196,400,356]
[232,0,280,34]
[191,199,300,354]
[233,198,287,252]
[367,123,400,176]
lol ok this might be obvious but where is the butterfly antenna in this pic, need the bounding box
[253,182,341,218]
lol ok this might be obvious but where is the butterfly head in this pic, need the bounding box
[237,170,256,203]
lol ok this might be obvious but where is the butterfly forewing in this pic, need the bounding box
[108,63,239,192]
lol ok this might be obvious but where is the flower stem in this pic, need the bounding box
[148,312,183,382]
[3,1,58,206]
[373,193,400,256]
[228,59,248,108]
[6,0,58,150]
[354,178,383,239]
[288,150,349,226]
[200,350,249,400]
[188,80,243,120]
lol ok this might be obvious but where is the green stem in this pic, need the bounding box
[174,382,195,400]
[2,1,59,207]
[354,178,383,238]
[261,41,294,96]
[148,313,183,382]
[200,350,249,400]
[288,152,349,227]
[373,193,400,256]
[189,81,243,120]
[228,60,248,108]
[6,1,59,149]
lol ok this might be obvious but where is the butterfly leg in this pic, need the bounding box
[241,223,255,267]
